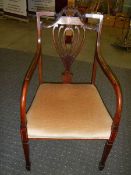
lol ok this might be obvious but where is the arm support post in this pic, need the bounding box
[20,45,41,128]
[96,46,122,141]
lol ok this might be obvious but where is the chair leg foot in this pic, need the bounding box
[22,141,31,171]
[26,163,31,171]
[98,162,105,171]
[98,140,113,171]
[21,128,31,171]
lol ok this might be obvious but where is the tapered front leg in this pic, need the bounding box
[99,140,113,170]
[21,127,31,171]
[22,141,31,171]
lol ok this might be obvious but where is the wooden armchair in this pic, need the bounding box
[20,7,122,171]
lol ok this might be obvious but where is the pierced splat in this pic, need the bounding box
[52,11,86,82]
[41,7,100,83]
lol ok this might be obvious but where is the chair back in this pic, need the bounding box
[36,7,103,83]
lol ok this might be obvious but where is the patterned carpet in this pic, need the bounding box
[0,48,131,175]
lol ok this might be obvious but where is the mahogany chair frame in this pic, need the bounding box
[20,7,122,171]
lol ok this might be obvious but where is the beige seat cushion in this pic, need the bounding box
[27,84,112,139]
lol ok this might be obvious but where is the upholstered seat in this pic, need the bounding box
[27,84,112,139]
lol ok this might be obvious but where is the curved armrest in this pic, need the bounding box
[20,44,41,127]
[25,44,41,81]
[96,46,122,128]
